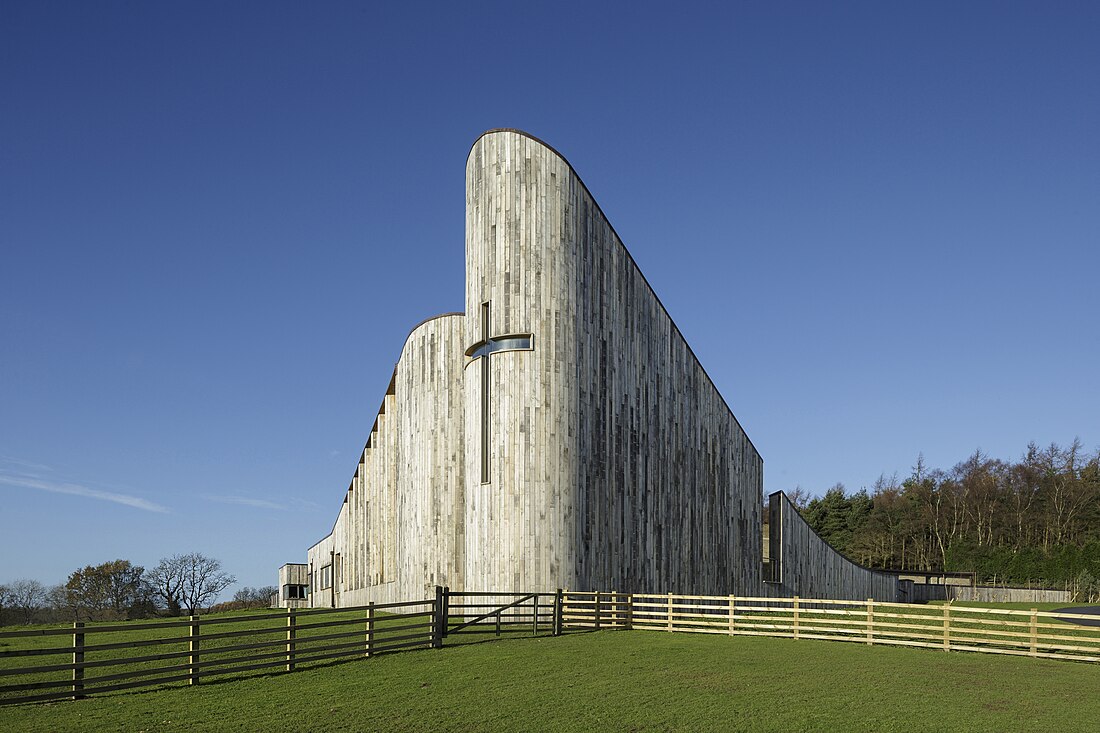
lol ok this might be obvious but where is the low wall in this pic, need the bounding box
[906,583,1070,604]
[950,586,1070,604]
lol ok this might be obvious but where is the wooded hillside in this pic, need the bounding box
[794,440,1100,588]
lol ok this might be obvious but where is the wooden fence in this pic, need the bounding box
[441,590,561,638]
[562,591,1100,663]
[7,590,1097,705]
[0,590,560,706]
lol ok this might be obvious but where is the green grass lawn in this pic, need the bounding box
[3,628,1099,732]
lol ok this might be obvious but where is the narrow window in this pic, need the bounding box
[481,301,491,483]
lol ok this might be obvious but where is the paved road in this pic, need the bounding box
[1055,606,1100,627]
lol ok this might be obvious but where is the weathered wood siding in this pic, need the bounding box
[296,129,892,605]
[465,130,762,595]
[274,563,311,608]
[567,156,762,596]
[766,491,899,601]
[306,314,466,606]
[279,563,309,585]
[464,131,579,593]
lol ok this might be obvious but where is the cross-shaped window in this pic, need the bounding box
[465,301,533,483]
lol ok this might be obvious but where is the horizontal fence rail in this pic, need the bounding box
[559,590,632,631]
[562,591,1100,664]
[0,588,565,706]
[6,588,1097,705]
[441,589,559,638]
[0,599,438,705]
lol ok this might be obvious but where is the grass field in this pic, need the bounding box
[3,626,1100,732]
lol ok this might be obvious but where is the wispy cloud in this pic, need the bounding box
[0,473,170,513]
[0,456,54,474]
[289,497,323,511]
[203,494,287,511]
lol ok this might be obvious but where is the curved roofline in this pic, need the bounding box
[469,128,573,168]
[311,311,466,546]
[469,128,762,461]
[400,311,465,355]
[769,490,898,584]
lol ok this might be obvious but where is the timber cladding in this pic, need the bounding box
[767,492,898,601]
[298,129,891,606]
[465,131,762,596]
[307,314,467,606]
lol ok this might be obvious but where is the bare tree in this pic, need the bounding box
[8,579,47,624]
[0,583,9,625]
[149,555,186,615]
[786,486,812,512]
[231,585,279,609]
[45,583,75,621]
[152,554,236,615]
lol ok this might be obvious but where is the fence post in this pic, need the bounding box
[626,593,634,631]
[1029,608,1038,657]
[866,599,874,646]
[442,586,450,638]
[728,595,736,636]
[793,596,800,640]
[943,604,951,652]
[72,622,85,700]
[495,610,501,637]
[595,591,602,631]
[366,602,375,658]
[532,594,539,635]
[432,586,444,649]
[554,589,563,636]
[189,615,200,685]
[286,608,297,672]
[667,592,673,632]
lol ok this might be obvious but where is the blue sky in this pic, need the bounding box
[2,2,1097,593]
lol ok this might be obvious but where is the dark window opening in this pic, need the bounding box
[284,584,309,600]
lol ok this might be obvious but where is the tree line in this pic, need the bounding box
[0,553,273,626]
[792,440,1100,591]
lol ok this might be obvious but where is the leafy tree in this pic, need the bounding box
[65,559,149,620]
[804,484,860,553]
[797,441,1100,585]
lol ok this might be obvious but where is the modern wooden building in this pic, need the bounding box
[283,129,897,607]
